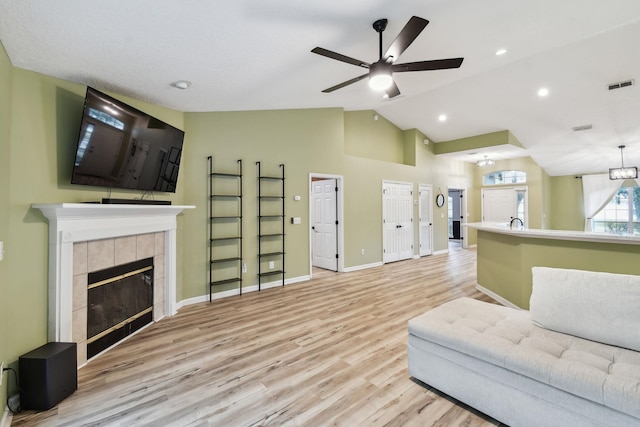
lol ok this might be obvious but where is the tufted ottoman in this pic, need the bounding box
[408,297,640,427]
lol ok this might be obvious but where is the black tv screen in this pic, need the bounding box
[71,87,185,193]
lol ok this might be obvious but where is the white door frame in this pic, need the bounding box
[418,183,433,256]
[309,173,345,276]
[481,186,529,228]
[448,187,468,249]
[382,180,414,263]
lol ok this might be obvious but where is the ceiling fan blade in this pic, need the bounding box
[385,81,401,98]
[392,57,464,72]
[383,16,429,62]
[311,47,370,69]
[321,73,369,93]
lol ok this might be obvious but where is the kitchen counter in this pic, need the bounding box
[466,222,640,245]
[465,223,640,309]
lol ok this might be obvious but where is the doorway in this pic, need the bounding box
[309,174,344,276]
[448,188,468,249]
[382,181,414,263]
[482,187,528,226]
[418,184,433,256]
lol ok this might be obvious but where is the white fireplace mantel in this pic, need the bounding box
[33,203,195,343]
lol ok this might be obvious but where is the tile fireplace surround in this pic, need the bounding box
[33,203,194,365]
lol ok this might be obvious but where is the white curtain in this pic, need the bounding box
[582,174,623,231]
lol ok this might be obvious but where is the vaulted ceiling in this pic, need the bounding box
[1,1,640,176]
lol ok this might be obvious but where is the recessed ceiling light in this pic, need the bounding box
[495,48,507,56]
[438,114,447,122]
[171,80,192,90]
[538,87,549,97]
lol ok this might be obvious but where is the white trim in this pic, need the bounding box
[475,284,522,310]
[343,262,384,273]
[178,275,312,307]
[382,180,415,263]
[309,173,345,276]
[31,203,195,342]
[447,187,469,249]
[1,407,12,427]
[418,183,434,257]
[433,249,449,256]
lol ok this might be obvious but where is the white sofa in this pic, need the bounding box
[407,267,640,427]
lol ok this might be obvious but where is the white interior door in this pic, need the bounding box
[383,181,414,263]
[419,184,433,256]
[75,122,123,178]
[121,140,150,187]
[311,179,338,271]
[482,187,527,226]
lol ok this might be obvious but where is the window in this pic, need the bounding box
[74,124,94,166]
[88,108,124,130]
[592,186,640,235]
[483,170,527,186]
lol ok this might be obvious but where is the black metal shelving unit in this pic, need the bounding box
[256,162,285,290]
[156,146,182,192]
[208,157,243,300]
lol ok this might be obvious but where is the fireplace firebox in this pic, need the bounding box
[87,257,154,359]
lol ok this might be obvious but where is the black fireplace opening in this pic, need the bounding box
[87,257,153,359]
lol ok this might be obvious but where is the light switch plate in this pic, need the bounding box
[0,240,3,261]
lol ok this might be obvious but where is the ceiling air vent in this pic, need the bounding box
[608,79,634,90]
[572,124,592,132]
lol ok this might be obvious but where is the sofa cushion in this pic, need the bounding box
[530,267,640,352]
[408,297,640,418]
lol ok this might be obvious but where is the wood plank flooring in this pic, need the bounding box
[12,246,506,426]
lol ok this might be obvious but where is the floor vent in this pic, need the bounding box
[608,79,634,90]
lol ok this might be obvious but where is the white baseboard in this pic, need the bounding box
[1,407,12,427]
[343,261,383,273]
[475,284,522,310]
[433,249,449,256]
[176,274,312,310]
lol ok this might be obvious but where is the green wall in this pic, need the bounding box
[0,43,596,422]
[0,41,12,419]
[549,175,585,230]
[180,109,472,299]
[477,230,640,309]
[0,52,476,409]
[0,63,185,420]
[344,111,404,164]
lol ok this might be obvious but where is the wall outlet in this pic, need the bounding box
[361,249,365,255]
[269,261,275,269]
[242,263,247,273]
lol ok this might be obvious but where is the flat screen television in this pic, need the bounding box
[71,87,185,193]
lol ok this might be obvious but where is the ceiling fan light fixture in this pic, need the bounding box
[368,61,393,91]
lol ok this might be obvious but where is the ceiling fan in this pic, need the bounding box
[311,16,464,98]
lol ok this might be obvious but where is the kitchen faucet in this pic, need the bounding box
[510,217,524,229]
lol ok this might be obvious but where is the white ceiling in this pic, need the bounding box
[2,0,640,176]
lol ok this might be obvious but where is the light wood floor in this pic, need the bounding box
[12,246,506,426]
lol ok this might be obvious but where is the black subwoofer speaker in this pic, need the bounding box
[19,342,77,410]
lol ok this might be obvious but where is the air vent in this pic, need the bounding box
[572,124,592,132]
[608,79,634,90]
